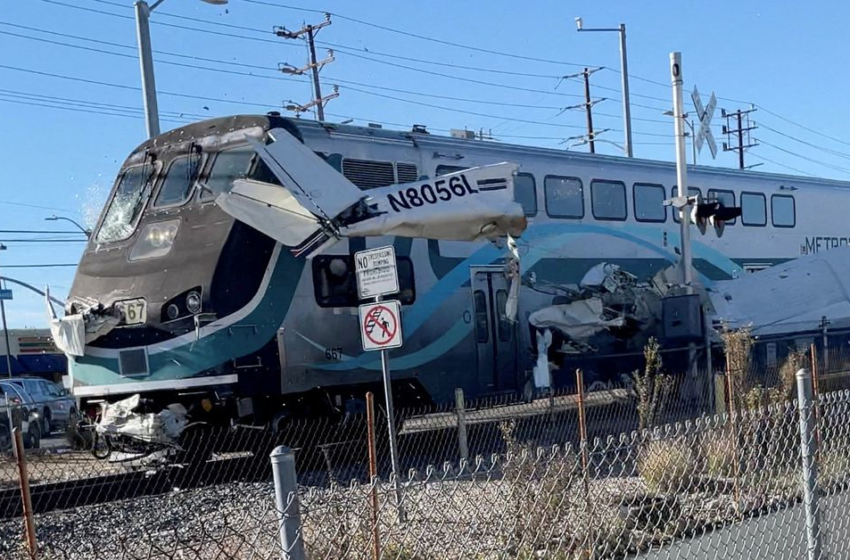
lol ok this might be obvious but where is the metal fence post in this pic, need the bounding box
[454,388,469,462]
[796,368,821,560]
[270,446,306,560]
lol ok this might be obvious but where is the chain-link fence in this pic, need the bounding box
[3,359,850,558]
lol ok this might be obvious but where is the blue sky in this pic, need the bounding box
[2,0,849,327]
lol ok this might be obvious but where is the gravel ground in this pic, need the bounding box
[0,482,283,560]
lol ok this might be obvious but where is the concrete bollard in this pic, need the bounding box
[270,446,305,560]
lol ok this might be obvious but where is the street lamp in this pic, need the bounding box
[0,244,12,378]
[135,0,228,138]
[575,17,633,158]
[44,215,92,239]
[663,110,697,165]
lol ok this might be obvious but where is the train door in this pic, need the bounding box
[470,267,518,393]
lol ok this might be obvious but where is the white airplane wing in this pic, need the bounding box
[247,128,365,220]
[216,178,321,247]
[217,128,527,254]
[343,163,526,241]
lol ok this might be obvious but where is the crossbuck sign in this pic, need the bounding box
[691,86,718,159]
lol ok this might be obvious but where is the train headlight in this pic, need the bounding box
[185,291,202,314]
[166,303,180,321]
[129,219,180,261]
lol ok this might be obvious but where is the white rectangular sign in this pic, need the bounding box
[359,300,403,351]
[355,246,399,299]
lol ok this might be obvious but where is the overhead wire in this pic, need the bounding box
[756,138,850,175]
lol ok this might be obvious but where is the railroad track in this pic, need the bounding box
[0,455,263,519]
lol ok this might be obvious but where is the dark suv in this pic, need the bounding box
[6,377,76,435]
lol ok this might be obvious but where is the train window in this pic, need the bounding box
[201,146,254,201]
[672,186,702,223]
[95,163,156,243]
[707,189,736,225]
[545,176,583,219]
[591,179,627,221]
[397,162,419,183]
[633,183,666,222]
[473,290,489,344]
[342,158,396,189]
[312,255,416,307]
[515,173,538,217]
[772,195,796,228]
[741,192,767,226]
[436,165,466,176]
[154,153,202,208]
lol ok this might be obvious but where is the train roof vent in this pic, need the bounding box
[397,163,419,184]
[119,348,149,378]
[342,158,396,189]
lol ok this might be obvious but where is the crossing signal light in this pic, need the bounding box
[690,200,741,237]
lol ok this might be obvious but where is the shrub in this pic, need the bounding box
[638,437,695,494]
[702,432,737,478]
[633,338,673,430]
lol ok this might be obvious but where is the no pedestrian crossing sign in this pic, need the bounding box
[359,300,403,351]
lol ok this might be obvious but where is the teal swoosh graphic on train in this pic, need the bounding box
[312,222,742,372]
[70,246,305,386]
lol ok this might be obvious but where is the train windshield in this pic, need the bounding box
[95,163,155,243]
[200,146,254,201]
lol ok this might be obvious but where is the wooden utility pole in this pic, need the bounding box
[722,107,758,169]
[275,14,335,121]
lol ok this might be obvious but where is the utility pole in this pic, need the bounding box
[582,68,596,154]
[722,107,758,170]
[275,14,335,121]
[575,19,633,157]
[0,245,12,378]
[562,67,604,154]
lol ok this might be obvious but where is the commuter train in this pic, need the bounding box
[64,113,850,426]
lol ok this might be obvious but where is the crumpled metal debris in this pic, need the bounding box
[528,262,676,357]
[45,290,120,357]
[96,394,189,444]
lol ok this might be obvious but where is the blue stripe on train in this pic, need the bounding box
[313,222,742,371]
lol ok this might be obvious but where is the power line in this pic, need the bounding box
[243,0,595,68]
[757,106,850,150]
[0,28,671,122]
[0,89,209,120]
[0,64,280,110]
[0,22,285,73]
[0,264,78,268]
[758,122,850,162]
[0,199,80,214]
[39,0,285,45]
[0,239,87,243]
[0,29,310,86]
[342,85,671,137]
[0,96,191,125]
[756,138,850,175]
[747,153,814,177]
[0,230,86,235]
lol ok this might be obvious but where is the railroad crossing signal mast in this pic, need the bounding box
[275,13,337,121]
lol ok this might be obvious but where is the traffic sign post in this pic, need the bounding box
[356,246,405,521]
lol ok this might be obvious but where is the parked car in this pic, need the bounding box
[0,382,41,449]
[5,377,76,435]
